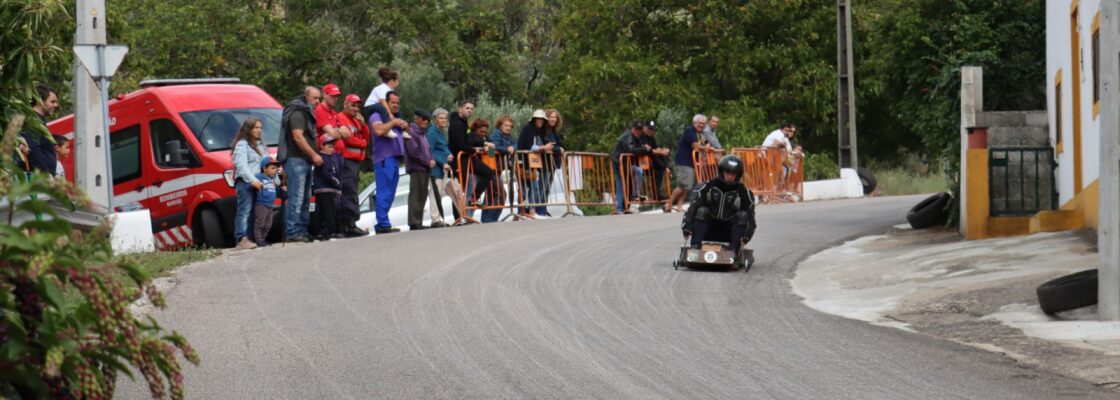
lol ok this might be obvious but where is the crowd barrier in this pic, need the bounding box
[618,154,672,211]
[446,145,804,223]
[728,147,804,204]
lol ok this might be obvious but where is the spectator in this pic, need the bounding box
[468,119,498,222]
[405,109,434,230]
[368,91,410,234]
[316,83,342,139]
[665,114,709,213]
[487,115,517,221]
[313,136,344,240]
[277,86,322,243]
[542,109,565,217]
[448,100,474,173]
[364,67,400,121]
[231,117,266,250]
[335,93,370,237]
[53,134,70,178]
[14,136,30,179]
[254,157,284,247]
[641,120,671,202]
[427,108,461,226]
[610,121,651,214]
[762,123,795,151]
[21,84,59,175]
[517,110,553,217]
[703,115,723,149]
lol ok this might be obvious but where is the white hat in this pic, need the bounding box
[532,109,547,120]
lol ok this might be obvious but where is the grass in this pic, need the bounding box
[872,168,949,196]
[114,248,222,280]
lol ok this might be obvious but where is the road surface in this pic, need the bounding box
[120,195,1115,399]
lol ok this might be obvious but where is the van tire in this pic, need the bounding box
[907,192,951,229]
[1037,269,1098,315]
[199,208,229,249]
[857,167,877,194]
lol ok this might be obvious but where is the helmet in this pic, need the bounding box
[717,155,744,181]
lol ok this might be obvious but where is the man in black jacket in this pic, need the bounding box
[278,86,322,242]
[20,85,59,175]
[682,155,757,250]
[610,121,651,214]
[447,100,474,172]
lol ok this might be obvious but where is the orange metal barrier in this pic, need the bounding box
[511,149,570,218]
[455,150,515,223]
[692,149,725,184]
[564,152,615,215]
[618,154,672,211]
[731,147,803,204]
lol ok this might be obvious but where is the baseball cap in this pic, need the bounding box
[261,156,281,168]
[645,120,656,128]
[345,93,361,104]
[631,121,644,130]
[322,83,342,96]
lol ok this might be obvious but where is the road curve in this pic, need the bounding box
[120,195,1114,399]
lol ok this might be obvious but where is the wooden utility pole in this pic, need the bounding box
[837,0,859,169]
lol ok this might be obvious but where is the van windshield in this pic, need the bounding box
[180,108,282,152]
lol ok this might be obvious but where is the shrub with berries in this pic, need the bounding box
[1,113,199,399]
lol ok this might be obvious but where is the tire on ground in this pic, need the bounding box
[856,167,877,194]
[906,192,951,229]
[1037,269,1098,315]
[198,208,229,249]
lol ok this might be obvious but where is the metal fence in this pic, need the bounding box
[988,147,1057,216]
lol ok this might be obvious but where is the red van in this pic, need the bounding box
[50,78,282,250]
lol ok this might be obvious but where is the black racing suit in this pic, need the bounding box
[681,178,757,249]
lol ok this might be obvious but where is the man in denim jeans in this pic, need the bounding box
[610,121,650,214]
[277,86,323,242]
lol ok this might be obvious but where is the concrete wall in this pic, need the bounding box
[978,111,1049,147]
[1048,0,1103,206]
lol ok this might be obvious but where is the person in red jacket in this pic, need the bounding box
[315,83,342,140]
[335,93,371,237]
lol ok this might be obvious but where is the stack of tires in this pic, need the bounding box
[907,192,951,229]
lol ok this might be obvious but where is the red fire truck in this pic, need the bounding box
[50,78,281,250]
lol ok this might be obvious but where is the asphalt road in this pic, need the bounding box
[120,195,1116,399]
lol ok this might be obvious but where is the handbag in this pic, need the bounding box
[528,152,544,169]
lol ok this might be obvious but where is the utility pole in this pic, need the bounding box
[1098,0,1119,321]
[73,0,127,214]
[837,0,859,169]
[73,0,111,213]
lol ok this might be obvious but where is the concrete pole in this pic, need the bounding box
[73,0,111,213]
[837,0,859,169]
[1098,1,1119,321]
[959,67,983,235]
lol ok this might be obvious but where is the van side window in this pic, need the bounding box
[150,119,198,168]
[111,125,142,185]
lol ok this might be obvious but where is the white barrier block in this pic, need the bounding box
[110,209,155,254]
[803,168,865,201]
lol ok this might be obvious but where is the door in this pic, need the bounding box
[147,116,202,246]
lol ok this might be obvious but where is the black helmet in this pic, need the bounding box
[717,155,744,181]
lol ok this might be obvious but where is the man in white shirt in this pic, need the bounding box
[762,123,795,150]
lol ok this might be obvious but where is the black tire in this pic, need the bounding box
[198,208,229,249]
[907,192,951,229]
[1037,269,1098,315]
[857,167,877,194]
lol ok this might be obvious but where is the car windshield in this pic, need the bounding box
[180,108,282,152]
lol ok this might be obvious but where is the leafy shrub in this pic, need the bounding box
[802,152,839,181]
[1,116,199,398]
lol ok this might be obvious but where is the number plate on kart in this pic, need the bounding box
[703,251,718,263]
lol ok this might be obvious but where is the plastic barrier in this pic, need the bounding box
[564,152,615,215]
[618,154,672,211]
[692,149,725,184]
[511,149,570,217]
[731,147,803,204]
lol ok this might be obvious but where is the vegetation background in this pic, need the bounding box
[36,0,1045,181]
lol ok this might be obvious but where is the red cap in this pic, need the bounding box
[345,93,361,104]
[322,83,341,96]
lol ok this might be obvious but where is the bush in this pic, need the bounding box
[802,152,839,181]
[0,116,198,399]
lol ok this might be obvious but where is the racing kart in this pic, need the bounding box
[673,237,755,271]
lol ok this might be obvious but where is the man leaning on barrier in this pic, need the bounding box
[681,155,757,251]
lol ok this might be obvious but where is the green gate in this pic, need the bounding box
[988,147,1057,216]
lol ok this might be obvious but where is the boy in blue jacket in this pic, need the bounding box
[313,136,344,240]
[254,157,285,246]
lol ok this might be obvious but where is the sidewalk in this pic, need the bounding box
[791,226,1120,389]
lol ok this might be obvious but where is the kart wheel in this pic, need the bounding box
[673,260,679,270]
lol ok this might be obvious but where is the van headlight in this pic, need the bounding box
[223,169,236,187]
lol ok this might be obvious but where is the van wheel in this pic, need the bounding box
[198,208,229,249]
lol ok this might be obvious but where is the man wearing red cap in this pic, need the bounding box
[335,93,370,236]
[316,83,342,140]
